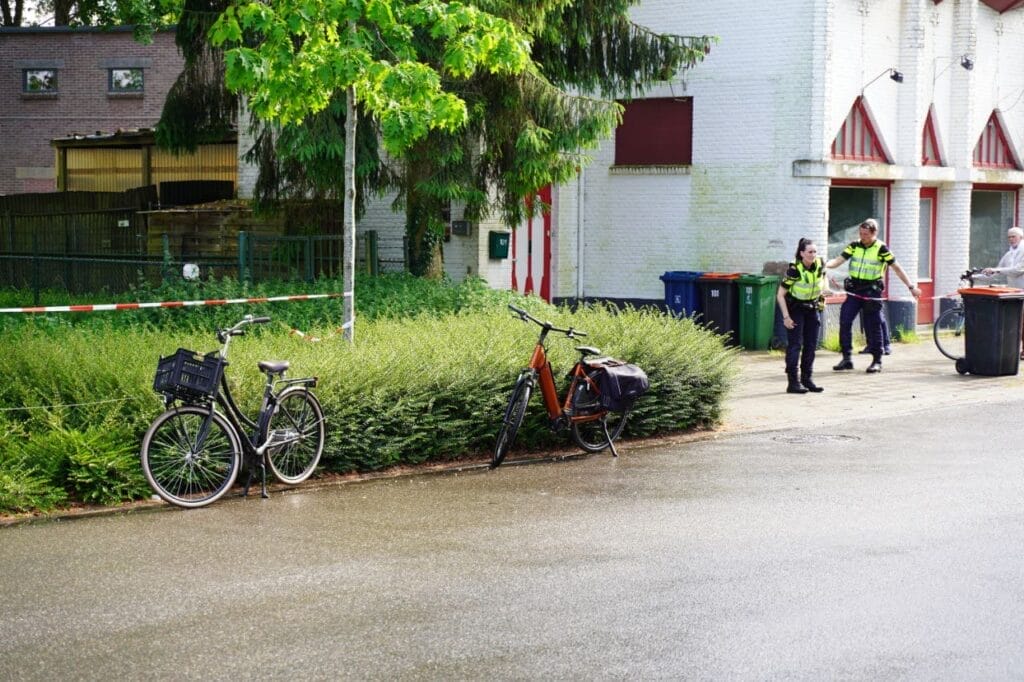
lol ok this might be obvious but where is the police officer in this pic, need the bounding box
[777,237,829,394]
[825,218,921,373]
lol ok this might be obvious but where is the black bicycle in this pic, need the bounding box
[141,315,326,508]
[933,268,982,373]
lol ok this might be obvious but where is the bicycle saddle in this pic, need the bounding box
[258,360,290,374]
[575,346,602,356]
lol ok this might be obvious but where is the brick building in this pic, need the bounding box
[0,26,183,195]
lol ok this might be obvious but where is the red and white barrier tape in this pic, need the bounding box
[0,292,352,314]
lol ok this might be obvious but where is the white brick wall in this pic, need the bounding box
[551,0,1024,307]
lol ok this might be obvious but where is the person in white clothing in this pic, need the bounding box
[982,226,1024,288]
[980,226,1024,358]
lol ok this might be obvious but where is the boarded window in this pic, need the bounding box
[614,97,692,165]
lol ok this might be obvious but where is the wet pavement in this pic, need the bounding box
[2,340,1024,679]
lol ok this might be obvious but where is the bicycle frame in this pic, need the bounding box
[526,334,605,427]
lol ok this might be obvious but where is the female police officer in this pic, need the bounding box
[776,237,829,394]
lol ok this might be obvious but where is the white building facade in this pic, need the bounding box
[549,0,1024,324]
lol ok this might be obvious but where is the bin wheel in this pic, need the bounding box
[955,358,969,375]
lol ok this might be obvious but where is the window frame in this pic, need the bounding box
[23,68,58,94]
[108,67,144,95]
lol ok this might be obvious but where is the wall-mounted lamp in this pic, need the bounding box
[933,54,974,83]
[862,67,904,94]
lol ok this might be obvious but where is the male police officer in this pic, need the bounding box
[825,218,921,373]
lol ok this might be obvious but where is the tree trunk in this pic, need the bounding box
[405,148,444,279]
[52,0,73,24]
[1,0,24,26]
[342,22,356,342]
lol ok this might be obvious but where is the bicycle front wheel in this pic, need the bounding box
[266,388,325,485]
[491,374,532,469]
[934,306,966,360]
[141,406,242,508]
[571,410,629,453]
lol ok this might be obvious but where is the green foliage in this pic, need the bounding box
[0,291,736,515]
[66,428,149,506]
[0,469,69,514]
[189,1,714,279]
[0,420,70,514]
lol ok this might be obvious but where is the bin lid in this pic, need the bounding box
[958,286,1024,299]
[660,270,704,282]
[736,274,780,285]
[698,272,742,281]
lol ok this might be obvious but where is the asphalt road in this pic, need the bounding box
[2,397,1023,680]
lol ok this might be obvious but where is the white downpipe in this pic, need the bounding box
[576,159,586,301]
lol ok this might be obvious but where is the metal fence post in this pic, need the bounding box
[161,232,171,282]
[366,230,379,276]
[238,230,248,281]
[4,211,13,285]
[31,230,40,306]
[304,236,313,282]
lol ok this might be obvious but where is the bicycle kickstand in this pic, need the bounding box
[602,420,620,458]
[259,459,269,499]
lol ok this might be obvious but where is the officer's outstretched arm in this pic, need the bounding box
[890,262,921,298]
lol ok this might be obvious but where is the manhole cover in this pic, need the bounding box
[771,434,861,444]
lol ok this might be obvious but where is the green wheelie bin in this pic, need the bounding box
[737,274,781,350]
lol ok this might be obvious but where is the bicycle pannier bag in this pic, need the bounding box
[594,362,649,412]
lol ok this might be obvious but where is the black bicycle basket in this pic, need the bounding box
[153,348,227,401]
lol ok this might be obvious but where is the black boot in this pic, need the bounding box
[833,354,854,371]
[800,372,824,392]
[866,356,883,373]
[787,373,808,394]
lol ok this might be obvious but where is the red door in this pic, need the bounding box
[918,188,937,324]
[510,185,552,302]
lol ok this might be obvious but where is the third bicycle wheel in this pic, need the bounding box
[933,306,966,361]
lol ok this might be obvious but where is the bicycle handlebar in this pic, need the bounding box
[217,315,272,343]
[508,304,587,338]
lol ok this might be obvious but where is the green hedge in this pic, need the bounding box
[0,299,736,515]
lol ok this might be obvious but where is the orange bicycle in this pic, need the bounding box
[491,304,631,469]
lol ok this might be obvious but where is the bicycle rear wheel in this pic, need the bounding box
[491,374,532,469]
[141,406,241,508]
[934,306,966,360]
[571,410,629,453]
[266,388,325,485]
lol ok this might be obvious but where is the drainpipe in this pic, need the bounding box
[576,159,585,302]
